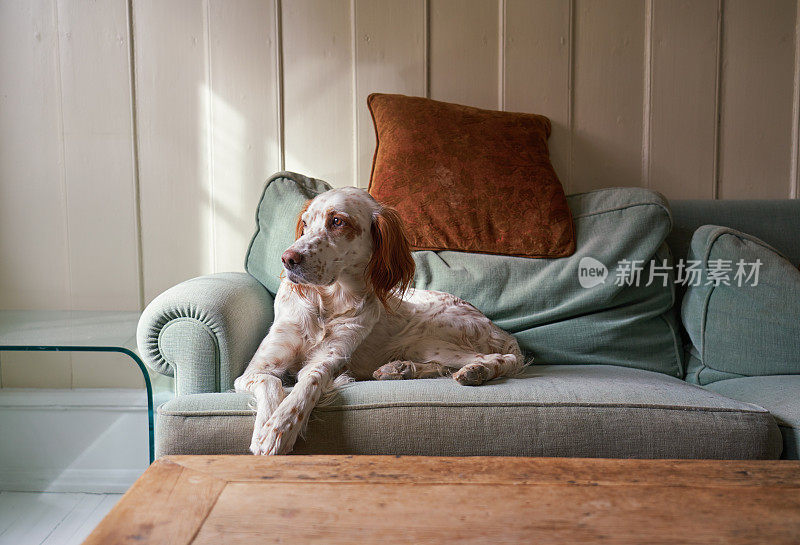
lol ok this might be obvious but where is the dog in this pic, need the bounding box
[234,187,525,455]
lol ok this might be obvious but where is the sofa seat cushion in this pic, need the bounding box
[705,376,800,459]
[156,365,781,459]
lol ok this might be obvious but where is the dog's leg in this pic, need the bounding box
[245,375,286,455]
[253,356,344,455]
[373,360,450,380]
[405,339,523,386]
[234,321,303,455]
[253,315,377,455]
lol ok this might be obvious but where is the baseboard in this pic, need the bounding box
[0,468,145,493]
[0,387,148,409]
[0,388,150,493]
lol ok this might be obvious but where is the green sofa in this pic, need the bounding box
[138,174,800,460]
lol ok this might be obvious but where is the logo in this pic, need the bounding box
[578,257,608,288]
[576,256,762,289]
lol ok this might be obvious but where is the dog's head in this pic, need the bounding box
[281,187,415,308]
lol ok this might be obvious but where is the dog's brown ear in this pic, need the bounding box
[294,200,311,240]
[368,206,415,311]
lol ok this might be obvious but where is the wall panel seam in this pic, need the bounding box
[567,0,575,193]
[641,0,653,189]
[424,0,430,98]
[204,0,218,271]
[275,0,285,171]
[791,0,800,199]
[126,0,145,311]
[52,0,73,311]
[52,0,74,386]
[351,0,359,187]
[712,0,723,200]
[498,0,505,111]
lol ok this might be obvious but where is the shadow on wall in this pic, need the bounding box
[569,123,644,194]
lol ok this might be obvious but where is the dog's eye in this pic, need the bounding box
[302,220,307,228]
[332,217,342,227]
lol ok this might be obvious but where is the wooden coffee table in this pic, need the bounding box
[84,455,800,544]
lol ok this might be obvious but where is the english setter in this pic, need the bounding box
[235,187,524,455]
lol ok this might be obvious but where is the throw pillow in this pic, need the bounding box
[682,226,800,385]
[367,93,575,258]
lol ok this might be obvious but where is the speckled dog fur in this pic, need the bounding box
[234,187,525,455]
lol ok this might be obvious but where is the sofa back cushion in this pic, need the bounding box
[245,171,333,294]
[246,173,682,377]
[668,200,800,268]
[413,187,681,376]
[682,225,800,385]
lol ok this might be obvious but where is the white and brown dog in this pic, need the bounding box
[235,187,524,455]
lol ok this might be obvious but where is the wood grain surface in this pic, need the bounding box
[83,455,800,545]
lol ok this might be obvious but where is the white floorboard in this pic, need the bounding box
[54,495,122,545]
[0,491,122,545]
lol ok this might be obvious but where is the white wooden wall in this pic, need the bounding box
[1,0,799,387]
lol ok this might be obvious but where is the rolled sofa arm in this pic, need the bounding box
[137,272,274,395]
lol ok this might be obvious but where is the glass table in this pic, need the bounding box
[0,310,173,463]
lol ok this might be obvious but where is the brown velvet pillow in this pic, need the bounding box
[367,93,575,258]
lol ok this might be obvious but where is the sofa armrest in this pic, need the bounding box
[137,272,274,395]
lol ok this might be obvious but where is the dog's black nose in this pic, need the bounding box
[281,249,304,269]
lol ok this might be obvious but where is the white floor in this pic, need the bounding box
[0,491,122,545]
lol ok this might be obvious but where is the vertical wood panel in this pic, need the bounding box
[134,0,213,303]
[0,0,70,310]
[282,0,355,187]
[718,0,797,199]
[1,352,72,388]
[72,352,145,388]
[0,1,72,386]
[57,0,141,310]
[354,0,426,188]
[57,0,141,387]
[572,0,645,192]
[648,0,719,199]
[429,0,499,110]
[208,0,281,271]
[504,0,572,190]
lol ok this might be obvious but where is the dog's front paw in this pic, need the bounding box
[250,429,267,455]
[251,425,294,455]
[251,420,295,455]
[251,405,303,455]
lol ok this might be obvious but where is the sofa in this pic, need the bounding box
[138,172,800,460]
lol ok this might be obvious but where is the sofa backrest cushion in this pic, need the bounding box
[246,172,682,377]
[245,171,333,294]
[682,225,800,385]
[668,200,800,267]
[413,187,681,376]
